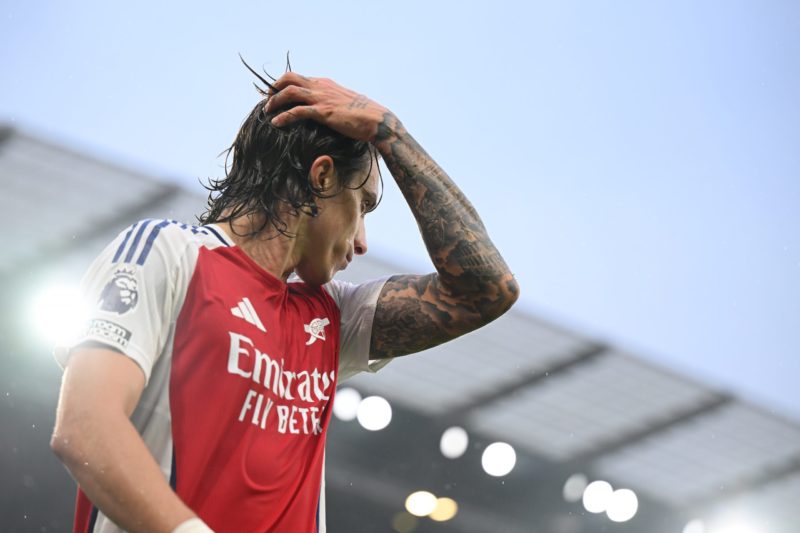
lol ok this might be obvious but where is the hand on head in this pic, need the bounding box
[264,73,391,143]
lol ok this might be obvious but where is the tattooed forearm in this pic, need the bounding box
[371,113,520,358]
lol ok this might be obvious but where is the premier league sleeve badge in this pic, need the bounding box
[98,267,140,315]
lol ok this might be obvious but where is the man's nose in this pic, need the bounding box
[354,218,368,256]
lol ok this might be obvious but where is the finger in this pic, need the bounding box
[265,85,315,113]
[270,72,312,94]
[271,106,321,127]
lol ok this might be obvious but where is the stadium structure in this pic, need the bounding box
[1,126,798,533]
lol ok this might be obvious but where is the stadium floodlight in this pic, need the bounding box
[582,480,613,514]
[405,491,437,517]
[332,387,362,421]
[391,512,418,533]
[606,488,638,522]
[481,442,516,477]
[440,426,469,459]
[562,473,589,503]
[29,283,88,346]
[429,497,458,522]
[356,395,392,431]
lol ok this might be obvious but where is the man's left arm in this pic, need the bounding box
[266,73,520,358]
[368,116,519,358]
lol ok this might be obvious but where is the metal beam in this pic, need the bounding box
[0,126,190,279]
[0,181,184,279]
[687,453,800,511]
[0,125,14,146]
[568,393,734,464]
[446,342,609,418]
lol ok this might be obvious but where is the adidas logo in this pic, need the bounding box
[230,297,266,333]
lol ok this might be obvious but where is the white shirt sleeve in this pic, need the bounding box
[54,220,192,385]
[325,276,393,382]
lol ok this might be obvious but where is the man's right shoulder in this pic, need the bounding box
[107,219,230,267]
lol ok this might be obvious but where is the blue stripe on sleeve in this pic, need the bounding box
[204,225,230,246]
[169,446,178,491]
[114,219,223,266]
[123,219,153,263]
[88,505,98,533]
[111,222,138,263]
[136,219,171,265]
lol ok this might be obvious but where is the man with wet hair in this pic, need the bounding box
[51,68,519,533]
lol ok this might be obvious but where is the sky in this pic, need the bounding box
[1,1,798,419]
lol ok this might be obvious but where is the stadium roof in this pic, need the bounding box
[1,125,798,533]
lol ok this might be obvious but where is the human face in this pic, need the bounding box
[295,159,380,285]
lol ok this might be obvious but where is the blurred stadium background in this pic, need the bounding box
[1,125,799,533]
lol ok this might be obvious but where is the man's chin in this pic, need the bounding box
[293,268,335,287]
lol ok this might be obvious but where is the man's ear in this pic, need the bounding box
[309,155,339,193]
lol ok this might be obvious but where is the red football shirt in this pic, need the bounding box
[56,219,390,533]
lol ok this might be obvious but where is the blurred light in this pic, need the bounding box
[683,519,705,533]
[333,387,362,421]
[606,488,638,522]
[440,426,469,459]
[391,511,418,533]
[357,395,392,431]
[429,497,458,522]
[562,473,588,502]
[481,442,516,477]
[30,284,88,346]
[405,491,437,517]
[582,480,613,514]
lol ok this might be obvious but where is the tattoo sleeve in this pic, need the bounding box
[370,114,520,358]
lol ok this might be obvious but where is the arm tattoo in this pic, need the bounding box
[371,114,520,358]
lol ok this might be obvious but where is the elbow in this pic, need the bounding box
[473,273,520,325]
[50,420,85,467]
[439,271,521,330]
[504,274,521,310]
[50,427,72,462]
[491,273,521,319]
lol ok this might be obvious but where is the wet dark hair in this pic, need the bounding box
[199,58,379,238]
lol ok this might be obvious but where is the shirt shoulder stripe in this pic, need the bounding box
[204,225,230,246]
[136,219,172,265]
[111,221,138,263]
[112,219,227,266]
[123,219,154,263]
